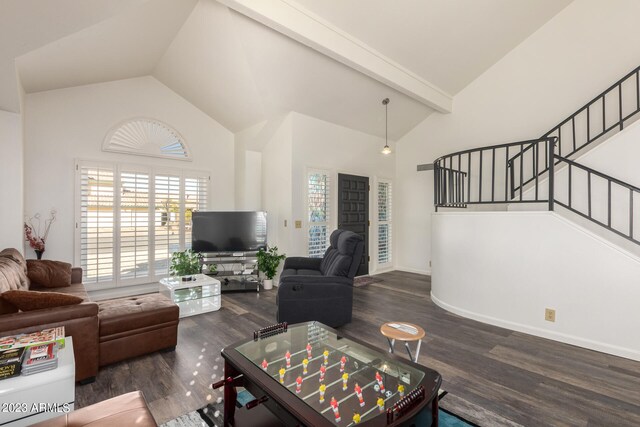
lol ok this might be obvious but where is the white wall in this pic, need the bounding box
[23,76,234,263]
[234,126,262,211]
[396,0,640,273]
[0,110,23,249]
[261,113,293,255]
[432,211,640,361]
[291,112,395,273]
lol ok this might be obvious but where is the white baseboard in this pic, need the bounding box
[431,292,640,362]
[396,266,431,276]
[88,283,159,301]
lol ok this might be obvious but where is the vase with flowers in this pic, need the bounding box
[24,209,57,260]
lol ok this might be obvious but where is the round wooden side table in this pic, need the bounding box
[380,322,426,363]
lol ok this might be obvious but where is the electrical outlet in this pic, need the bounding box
[295,220,302,229]
[284,219,287,227]
[429,260,432,267]
[545,308,556,322]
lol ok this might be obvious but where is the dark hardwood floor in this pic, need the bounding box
[76,271,640,426]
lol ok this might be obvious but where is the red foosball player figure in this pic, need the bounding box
[285,350,291,368]
[296,376,303,393]
[302,358,309,374]
[319,365,326,382]
[306,343,312,359]
[319,384,326,403]
[342,372,349,391]
[398,384,405,397]
[330,397,341,422]
[340,355,346,372]
[261,359,268,371]
[279,367,286,384]
[323,349,329,365]
[354,383,365,407]
[352,412,362,424]
[375,371,386,393]
[377,397,385,411]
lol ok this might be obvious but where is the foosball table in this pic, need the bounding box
[215,322,441,426]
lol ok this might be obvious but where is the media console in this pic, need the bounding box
[202,252,260,293]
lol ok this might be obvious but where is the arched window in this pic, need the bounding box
[103,118,190,160]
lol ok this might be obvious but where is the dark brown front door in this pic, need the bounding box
[338,173,369,276]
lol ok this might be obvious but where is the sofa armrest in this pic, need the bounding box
[0,302,99,383]
[283,257,322,271]
[0,302,98,332]
[71,267,82,284]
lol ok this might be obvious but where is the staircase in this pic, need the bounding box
[433,64,640,246]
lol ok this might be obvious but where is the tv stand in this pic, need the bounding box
[201,252,260,294]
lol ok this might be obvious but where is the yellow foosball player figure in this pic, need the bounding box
[352,412,362,424]
[319,384,326,403]
[398,384,405,397]
[377,397,385,411]
[279,367,286,384]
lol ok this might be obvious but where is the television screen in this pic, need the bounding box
[191,211,267,253]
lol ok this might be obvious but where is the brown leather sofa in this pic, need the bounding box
[0,249,100,383]
[0,248,179,384]
[32,391,157,427]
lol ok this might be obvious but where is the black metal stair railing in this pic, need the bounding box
[553,155,640,245]
[510,64,640,196]
[434,137,556,210]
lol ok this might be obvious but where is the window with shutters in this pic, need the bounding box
[76,161,209,288]
[377,180,392,265]
[308,170,331,258]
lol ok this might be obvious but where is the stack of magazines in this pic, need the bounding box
[0,347,25,380]
[21,342,59,376]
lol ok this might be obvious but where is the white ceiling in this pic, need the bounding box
[292,0,573,95]
[0,0,147,112]
[16,0,197,95]
[3,0,573,139]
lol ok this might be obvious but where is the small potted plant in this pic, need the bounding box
[256,246,286,290]
[170,249,202,281]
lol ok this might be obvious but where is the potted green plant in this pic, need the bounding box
[256,246,286,290]
[170,249,202,281]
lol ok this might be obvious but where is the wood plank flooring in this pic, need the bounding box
[75,271,640,426]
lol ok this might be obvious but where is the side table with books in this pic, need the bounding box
[0,333,75,426]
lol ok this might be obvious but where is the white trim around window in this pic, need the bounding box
[306,168,333,258]
[375,177,393,269]
[74,160,210,290]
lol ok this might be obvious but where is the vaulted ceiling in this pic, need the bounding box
[2,0,572,139]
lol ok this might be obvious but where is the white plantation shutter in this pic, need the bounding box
[79,164,115,284]
[184,175,209,249]
[308,171,331,257]
[378,181,392,264]
[76,161,209,288]
[119,169,150,281]
[154,174,181,277]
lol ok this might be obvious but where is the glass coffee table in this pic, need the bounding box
[217,322,441,426]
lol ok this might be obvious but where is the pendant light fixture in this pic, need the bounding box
[381,98,391,155]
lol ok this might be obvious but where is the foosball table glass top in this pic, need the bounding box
[235,323,426,425]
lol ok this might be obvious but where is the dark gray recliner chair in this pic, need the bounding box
[276,229,364,328]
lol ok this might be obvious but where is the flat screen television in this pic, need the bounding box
[191,211,267,253]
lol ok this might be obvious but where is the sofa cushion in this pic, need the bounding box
[322,254,351,277]
[30,282,90,302]
[1,290,83,311]
[337,231,362,256]
[97,294,178,338]
[31,391,157,427]
[0,249,27,274]
[27,260,72,288]
[0,251,29,293]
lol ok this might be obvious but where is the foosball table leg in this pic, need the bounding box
[432,394,439,427]
[211,362,243,426]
